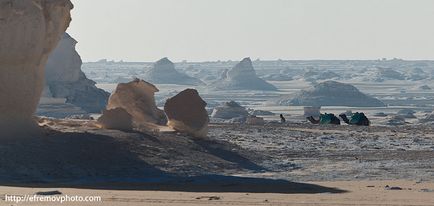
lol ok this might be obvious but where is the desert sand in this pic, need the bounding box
[0,180,433,205]
[0,119,432,205]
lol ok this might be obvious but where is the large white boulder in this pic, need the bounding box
[0,0,73,137]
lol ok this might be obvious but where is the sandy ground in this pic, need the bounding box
[0,180,433,206]
[1,119,434,205]
[209,123,434,181]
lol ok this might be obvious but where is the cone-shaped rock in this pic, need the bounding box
[107,79,167,127]
[212,58,277,91]
[164,89,209,138]
[279,81,385,107]
[144,58,204,85]
[0,0,73,137]
[45,33,109,113]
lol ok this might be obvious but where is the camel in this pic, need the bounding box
[307,113,341,125]
[339,112,370,126]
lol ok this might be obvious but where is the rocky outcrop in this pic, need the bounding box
[418,85,432,90]
[406,68,428,81]
[164,89,209,137]
[211,58,277,91]
[211,101,249,120]
[143,58,204,85]
[303,70,340,82]
[367,68,405,82]
[397,109,417,119]
[106,79,167,127]
[45,33,109,113]
[0,0,73,136]
[98,108,133,131]
[279,81,385,107]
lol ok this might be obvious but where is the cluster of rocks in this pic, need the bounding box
[387,116,407,126]
[362,67,430,82]
[211,101,249,121]
[302,70,341,82]
[396,109,417,119]
[279,81,385,107]
[143,58,204,85]
[211,101,266,125]
[0,0,73,137]
[365,68,405,82]
[211,58,277,91]
[405,68,429,81]
[420,112,434,124]
[261,70,294,81]
[98,79,209,137]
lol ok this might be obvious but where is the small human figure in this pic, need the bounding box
[280,114,286,123]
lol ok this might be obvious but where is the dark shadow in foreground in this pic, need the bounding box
[0,175,346,194]
[0,128,345,194]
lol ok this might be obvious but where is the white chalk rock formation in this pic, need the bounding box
[211,101,249,120]
[0,0,73,136]
[211,58,277,91]
[143,58,204,85]
[45,33,109,113]
[279,81,385,107]
[98,108,133,131]
[106,79,167,127]
[164,89,209,138]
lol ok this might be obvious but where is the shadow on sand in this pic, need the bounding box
[0,175,346,194]
[194,139,266,171]
[0,129,346,194]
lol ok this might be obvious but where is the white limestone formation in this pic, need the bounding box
[0,0,73,137]
[143,58,204,85]
[106,79,167,127]
[279,81,385,107]
[44,33,109,113]
[164,89,209,138]
[211,58,277,91]
[211,101,249,120]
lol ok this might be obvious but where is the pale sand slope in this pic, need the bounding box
[0,180,433,206]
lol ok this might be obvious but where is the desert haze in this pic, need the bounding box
[1,0,434,205]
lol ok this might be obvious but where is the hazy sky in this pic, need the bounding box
[68,0,434,62]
